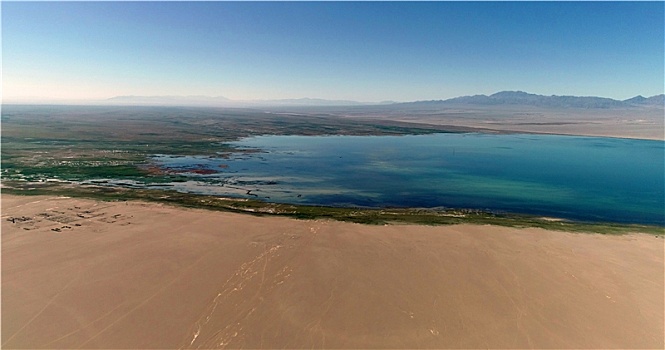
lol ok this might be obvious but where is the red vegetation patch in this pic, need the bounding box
[184,168,218,175]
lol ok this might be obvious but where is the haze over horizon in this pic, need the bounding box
[3,2,663,104]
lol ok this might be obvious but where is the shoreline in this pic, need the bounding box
[2,184,664,235]
[496,128,664,141]
[2,194,663,348]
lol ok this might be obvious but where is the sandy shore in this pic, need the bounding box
[2,194,663,348]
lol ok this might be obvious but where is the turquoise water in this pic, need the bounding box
[152,133,665,225]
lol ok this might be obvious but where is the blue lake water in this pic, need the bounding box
[152,133,665,225]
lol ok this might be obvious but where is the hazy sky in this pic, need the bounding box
[3,2,663,103]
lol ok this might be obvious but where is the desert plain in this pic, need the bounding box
[1,194,663,349]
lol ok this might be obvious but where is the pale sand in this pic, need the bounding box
[2,194,663,349]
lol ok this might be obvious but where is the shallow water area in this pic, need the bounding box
[151,133,665,225]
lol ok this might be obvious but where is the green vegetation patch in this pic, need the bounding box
[4,182,663,236]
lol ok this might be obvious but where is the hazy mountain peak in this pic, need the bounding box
[623,95,646,103]
[489,91,536,98]
[643,94,664,105]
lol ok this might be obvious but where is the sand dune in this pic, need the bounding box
[2,194,663,348]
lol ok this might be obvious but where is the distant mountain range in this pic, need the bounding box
[106,95,230,106]
[400,91,665,109]
[105,91,664,108]
[105,95,375,107]
[242,97,371,107]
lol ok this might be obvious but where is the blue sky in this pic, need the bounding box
[2,2,663,102]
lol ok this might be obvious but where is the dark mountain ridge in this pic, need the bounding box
[401,91,664,109]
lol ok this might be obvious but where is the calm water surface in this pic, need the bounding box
[152,133,665,225]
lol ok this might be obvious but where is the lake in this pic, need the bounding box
[151,133,665,225]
